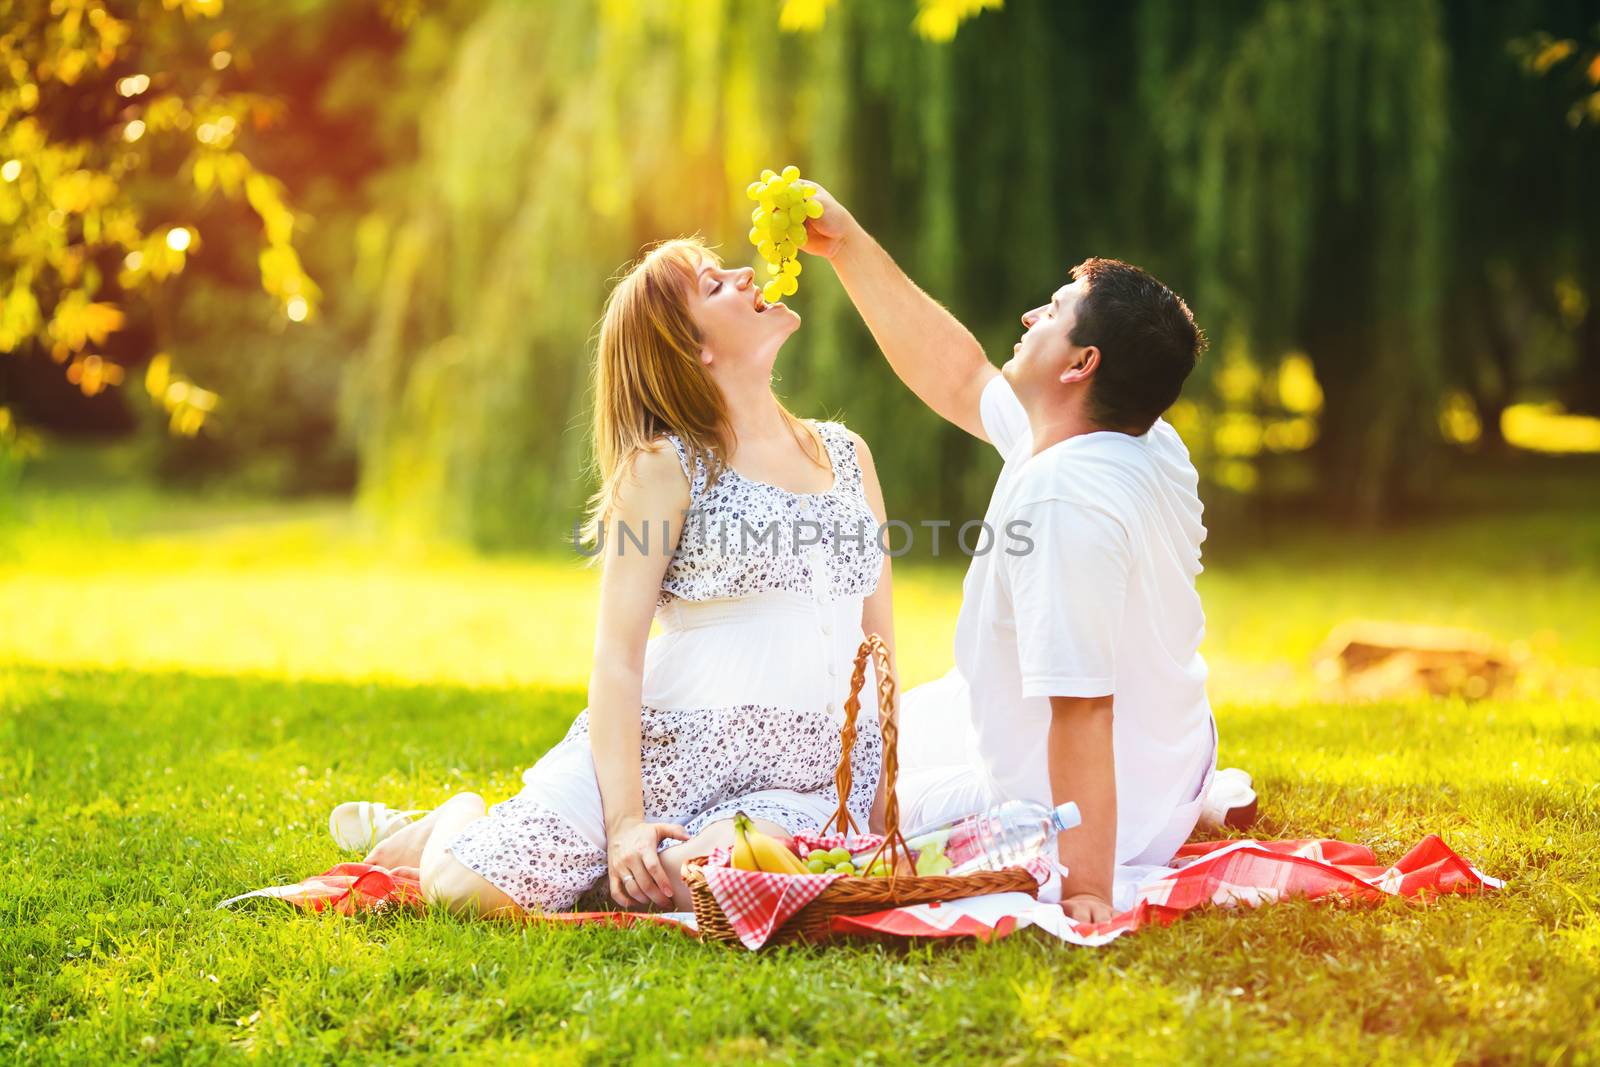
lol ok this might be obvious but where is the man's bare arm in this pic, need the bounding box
[1048,694,1117,923]
[803,187,997,441]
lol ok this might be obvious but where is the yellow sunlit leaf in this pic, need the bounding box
[1502,403,1600,454]
[56,50,89,86]
[1263,417,1317,452]
[84,303,124,344]
[1165,399,1204,442]
[173,406,206,435]
[0,286,42,352]
[1277,353,1324,414]
[1438,391,1482,446]
[1215,354,1261,406]
[1215,459,1259,493]
[914,8,959,42]
[47,295,125,351]
[913,0,1002,42]
[49,170,118,214]
[1554,276,1588,327]
[64,354,126,396]
[193,153,216,192]
[166,0,225,18]
[1532,39,1576,74]
[145,354,171,398]
[1214,412,1264,458]
[778,0,835,33]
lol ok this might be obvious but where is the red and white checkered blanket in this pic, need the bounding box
[221,833,1501,949]
[691,830,1055,949]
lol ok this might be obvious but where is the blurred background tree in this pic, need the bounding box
[3,0,1597,538]
[0,0,322,446]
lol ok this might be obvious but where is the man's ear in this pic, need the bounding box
[1060,346,1099,386]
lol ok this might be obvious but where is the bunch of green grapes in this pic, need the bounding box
[746,165,823,305]
[804,845,892,877]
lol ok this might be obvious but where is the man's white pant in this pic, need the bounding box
[894,667,1217,903]
[894,667,999,832]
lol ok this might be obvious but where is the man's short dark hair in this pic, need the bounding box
[1068,258,1206,434]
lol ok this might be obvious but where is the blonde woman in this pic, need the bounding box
[334,239,894,914]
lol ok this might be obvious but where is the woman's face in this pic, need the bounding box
[687,257,800,374]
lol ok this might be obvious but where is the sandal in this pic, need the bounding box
[328,801,424,852]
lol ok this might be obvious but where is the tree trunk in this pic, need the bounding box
[1566,280,1600,416]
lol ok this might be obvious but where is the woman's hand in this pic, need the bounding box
[607,816,690,908]
[799,182,857,261]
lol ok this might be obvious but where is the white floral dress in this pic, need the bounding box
[445,420,886,911]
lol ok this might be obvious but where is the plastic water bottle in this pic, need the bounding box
[904,800,1082,875]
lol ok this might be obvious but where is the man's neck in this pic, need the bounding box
[1026,403,1114,457]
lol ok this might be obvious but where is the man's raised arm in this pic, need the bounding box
[802,186,997,441]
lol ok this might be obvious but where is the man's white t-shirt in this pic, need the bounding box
[946,374,1214,866]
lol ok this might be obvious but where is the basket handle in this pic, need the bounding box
[825,634,912,879]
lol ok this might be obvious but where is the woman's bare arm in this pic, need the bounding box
[587,444,692,906]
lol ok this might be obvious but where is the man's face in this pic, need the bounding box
[1003,278,1086,402]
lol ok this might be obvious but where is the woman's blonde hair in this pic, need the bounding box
[583,238,823,546]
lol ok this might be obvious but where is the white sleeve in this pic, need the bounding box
[1004,498,1131,699]
[979,373,1030,457]
[1146,417,1188,459]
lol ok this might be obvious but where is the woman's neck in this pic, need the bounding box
[720,378,791,445]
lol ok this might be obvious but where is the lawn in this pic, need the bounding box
[2,461,1598,1064]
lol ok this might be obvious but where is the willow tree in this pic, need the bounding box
[1136,0,1451,520]
[352,2,788,546]
[352,0,1475,546]
[348,0,1009,547]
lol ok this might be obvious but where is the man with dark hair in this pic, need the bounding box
[804,187,1230,923]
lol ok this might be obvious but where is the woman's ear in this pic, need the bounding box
[699,346,714,366]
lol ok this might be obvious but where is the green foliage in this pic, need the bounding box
[353,0,1597,545]
[1147,1,1451,517]
[5,0,1594,530]
[0,0,320,439]
[349,1,1082,548]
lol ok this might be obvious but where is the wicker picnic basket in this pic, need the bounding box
[683,633,1039,946]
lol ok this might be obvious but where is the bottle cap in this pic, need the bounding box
[1050,801,1082,832]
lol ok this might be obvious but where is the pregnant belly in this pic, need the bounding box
[642,597,870,721]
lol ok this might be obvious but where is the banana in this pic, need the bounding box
[731,824,757,870]
[732,811,810,875]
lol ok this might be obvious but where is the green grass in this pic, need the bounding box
[3,463,1598,1064]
